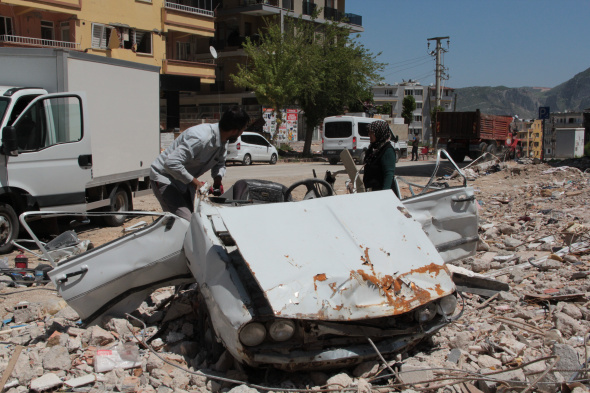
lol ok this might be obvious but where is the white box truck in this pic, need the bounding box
[0,48,160,253]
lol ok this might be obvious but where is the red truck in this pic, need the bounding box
[436,110,516,163]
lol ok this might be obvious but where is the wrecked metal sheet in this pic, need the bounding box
[403,187,478,263]
[216,191,455,320]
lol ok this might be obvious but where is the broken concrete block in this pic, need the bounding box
[84,325,115,346]
[64,374,96,388]
[352,360,380,378]
[477,354,502,369]
[29,373,63,392]
[13,302,42,324]
[42,346,71,371]
[398,365,433,385]
[327,372,353,389]
[227,385,260,393]
[553,343,582,382]
[553,312,584,338]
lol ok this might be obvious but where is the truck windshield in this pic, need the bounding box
[0,98,9,126]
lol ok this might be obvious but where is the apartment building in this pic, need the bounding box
[514,119,543,159]
[372,80,455,143]
[0,0,363,137]
[544,111,585,158]
[189,0,363,140]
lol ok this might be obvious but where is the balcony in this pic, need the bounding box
[324,7,343,21]
[344,13,362,26]
[162,1,215,36]
[163,59,216,83]
[1,0,81,12]
[217,0,281,17]
[0,34,79,49]
[165,1,214,17]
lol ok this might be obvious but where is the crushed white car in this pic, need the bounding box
[25,151,477,371]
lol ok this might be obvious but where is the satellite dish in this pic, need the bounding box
[209,46,218,59]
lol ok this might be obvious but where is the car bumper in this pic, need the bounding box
[322,149,362,159]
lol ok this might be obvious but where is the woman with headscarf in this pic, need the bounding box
[362,120,398,195]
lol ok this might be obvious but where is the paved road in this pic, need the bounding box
[218,157,468,188]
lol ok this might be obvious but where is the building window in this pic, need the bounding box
[385,89,393,96]
[0,16,13,36]
[41,21,54,40]
[414,89,422,96]
[92,23,113,49]
[414,115,422,122]
[60,22,71,42]
[405,90,413,96]
[132,30,152,54]
[416,102,422,109]
[177,42,190,60]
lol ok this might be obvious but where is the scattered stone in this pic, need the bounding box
[29,373,63,392]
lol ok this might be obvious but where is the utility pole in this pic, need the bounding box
[427,36,449,148]
[427,36,450,108]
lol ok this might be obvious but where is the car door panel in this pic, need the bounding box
[402,186,478,263]
[47,214,193,325]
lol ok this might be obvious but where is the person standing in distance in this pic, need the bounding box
[411,136,420,161]
[362,120,398,197]
[150,106,250,220]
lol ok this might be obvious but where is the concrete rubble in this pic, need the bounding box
[0,160,589,392]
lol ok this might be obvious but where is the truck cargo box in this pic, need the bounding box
[0,48,160,180]
[437,111,512,141]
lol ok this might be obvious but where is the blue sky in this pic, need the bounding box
[344,0,589,89]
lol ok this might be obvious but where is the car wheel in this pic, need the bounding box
[104,187,129,227]
[242,154,252,166]
[328,158,339,165]
[0,204,18,254]
[269,153,277,165]
[394,149,401,163]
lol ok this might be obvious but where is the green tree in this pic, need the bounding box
[231,18,304,144]
[377,102,392,115]
[401,95,416,125]
[232,13,385,154]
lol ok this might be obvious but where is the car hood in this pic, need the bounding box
[214,191,455,321]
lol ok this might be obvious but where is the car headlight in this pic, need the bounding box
[437,294,458,316]
[269,320,295,342]
[239,322,266,347]
[414,302,437,323]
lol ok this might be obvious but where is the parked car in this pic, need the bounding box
[34,152,477,371]
[227,132,278,165]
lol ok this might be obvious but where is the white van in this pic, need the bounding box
[322,116,402,165]
[322,116,376,165]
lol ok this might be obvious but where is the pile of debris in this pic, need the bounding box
[0,161,589,393]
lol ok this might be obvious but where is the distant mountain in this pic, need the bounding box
[454,67,590,119]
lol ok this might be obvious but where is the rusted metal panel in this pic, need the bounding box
[213,191,455,321]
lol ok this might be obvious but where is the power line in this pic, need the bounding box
[381,55,432,71]
[382,58,433,78]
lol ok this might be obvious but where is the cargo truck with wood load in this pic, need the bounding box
[0,48,160,253]
[436,110,516,163]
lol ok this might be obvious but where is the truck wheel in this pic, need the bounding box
[104,187,129,227]
[0,204,18,254]
[486,143,498,156]
[328,158,339,165]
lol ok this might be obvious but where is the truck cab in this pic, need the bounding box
[0,87,91,253]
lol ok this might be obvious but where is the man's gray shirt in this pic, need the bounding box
[150,123,227,192]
